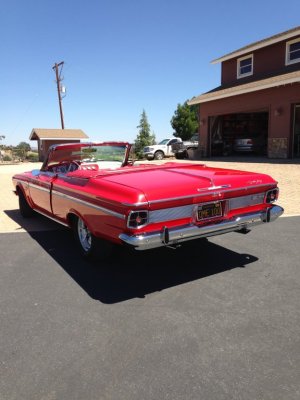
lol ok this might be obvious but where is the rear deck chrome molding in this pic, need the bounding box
[119,205,284,250]
[228,193,265,210]
[128,192,274,225]
[149,204,195,224]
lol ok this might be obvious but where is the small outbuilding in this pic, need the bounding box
[29,128,89,161]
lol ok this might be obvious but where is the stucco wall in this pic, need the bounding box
[198,83,300,158]
[221,36,300,85]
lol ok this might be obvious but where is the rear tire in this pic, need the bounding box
[18,190,34,218]
[175,152,184,159]
[73,216,112,261]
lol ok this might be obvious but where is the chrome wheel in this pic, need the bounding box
[73,215,113,261]
[77,217,92,252]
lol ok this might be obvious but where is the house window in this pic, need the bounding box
[286,38,300,65]
[237,54,253,79]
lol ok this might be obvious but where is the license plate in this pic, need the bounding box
[197,202,222,221]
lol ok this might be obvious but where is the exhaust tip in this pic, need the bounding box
[267,205,284,222]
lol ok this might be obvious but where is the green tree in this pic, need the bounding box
[134,110,156,159]
[170,101,199,141]
[13,142,31,161]
[17,141,31,151]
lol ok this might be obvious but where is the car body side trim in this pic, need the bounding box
[28,183,51,193]
[33,209,70,227]
[51,190,125,219]
[14,178,125,220]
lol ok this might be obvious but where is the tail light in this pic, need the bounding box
[127,210,149,229]
[247,139,253,144]
[265,188,279,203]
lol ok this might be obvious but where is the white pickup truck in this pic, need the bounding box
[143,138,182,160]
[171,134,199,159]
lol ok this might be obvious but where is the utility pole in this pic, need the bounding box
[52,61,65,129]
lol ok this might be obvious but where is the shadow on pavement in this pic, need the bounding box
[28,229,258,304]
[5,209,63,231]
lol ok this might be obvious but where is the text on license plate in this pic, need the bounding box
[197,202,222,220]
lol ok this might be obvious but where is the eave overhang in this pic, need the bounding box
[188,70,300,106]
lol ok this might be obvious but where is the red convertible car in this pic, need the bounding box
[13,142,283,260]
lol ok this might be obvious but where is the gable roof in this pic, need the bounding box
[212,26,300,64]
[188,70,300,105]
[30,128,88,141]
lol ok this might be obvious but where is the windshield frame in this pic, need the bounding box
[41,142,132,171]
[158,139,170,145]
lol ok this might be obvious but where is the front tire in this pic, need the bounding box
[18,189,34,217]
[73,216,112,261]
[154,151,164,160]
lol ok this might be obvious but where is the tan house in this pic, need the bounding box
[29,128,89,161]
[189,26,300,158]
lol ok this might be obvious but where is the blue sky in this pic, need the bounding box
[0,0,299,146]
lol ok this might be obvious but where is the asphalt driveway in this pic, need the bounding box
[0,216,299,400]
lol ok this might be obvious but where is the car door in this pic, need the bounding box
[28,170,56,214]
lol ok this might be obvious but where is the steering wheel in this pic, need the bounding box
[68,161,80,172]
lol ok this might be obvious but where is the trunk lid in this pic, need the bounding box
[99,163,276,204]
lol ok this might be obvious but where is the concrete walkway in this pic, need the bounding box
[1,160,299,233]
[202,157,300,217]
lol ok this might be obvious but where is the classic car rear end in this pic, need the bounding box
[12,142,284,260]
[115,164,283,250]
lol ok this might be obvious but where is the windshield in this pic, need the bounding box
[80,145,127,162]
[158,139,170,145]
[43,143,130,171]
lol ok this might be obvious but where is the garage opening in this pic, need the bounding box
[293,105,300,158]
[209,111,268,156]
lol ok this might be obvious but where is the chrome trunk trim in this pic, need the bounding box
[149,204,195,224]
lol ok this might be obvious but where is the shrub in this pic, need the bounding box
[3,154,12,161]
[27,152,39,162]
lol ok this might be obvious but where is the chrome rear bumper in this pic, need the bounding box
[119,205,284,250]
